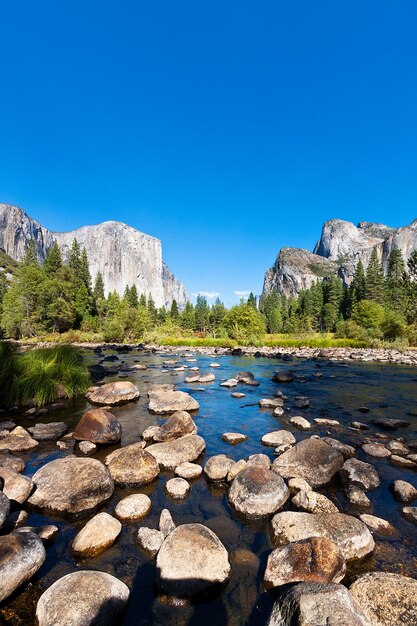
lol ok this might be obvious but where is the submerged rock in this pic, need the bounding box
[165,477,190,499]
[155,523,231,600]
[105,443,159,487]
[0,531,46,602]
[36,570,129,626]
[73,408,121,444]
[273,371,295,383]
[146,434,206,470]
[229,465,289,518]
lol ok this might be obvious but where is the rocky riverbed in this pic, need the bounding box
[0,348,416,625]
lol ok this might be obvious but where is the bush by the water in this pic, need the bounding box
[0,342,90,408]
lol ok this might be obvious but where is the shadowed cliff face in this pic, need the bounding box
[0,204,188,308]
[263,218,417,298]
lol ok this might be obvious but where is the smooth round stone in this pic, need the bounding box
[392,480,417,502]
[262,430,296,447]
[0,531,46,602]
[146,435,206,471]
[204,455,235,481]
[156,523,231,600]
[362,443,391,458]
[289,416,312,431]
[292,490,339,514]
[359,514,395,535]
[147,411,197,443]
[350,572,417,626]
[36,570,130,626]
[73,408,121,444]
[105,443,159,487]
[232,392,245,398]
[136,527,164,557]
[86,381,140,406]
[175,462,202,480]
[221,432,248,445]
[229,465,289,518]
[220,378,238,388]
[247,453,271,468]
[0,451,25,473]
[148,390,199,414]
[264,537,346,589]
[115,494,151,521]
[165,477,190,499]
[28,456,114,518]
[227,459,247,482]
[210,362,220,368]
[72,512,122,557]
[0,467,34,504]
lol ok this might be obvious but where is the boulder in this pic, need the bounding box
[104,443,159,487]
[289,416,312,431]
[86,381,140,406]
[0,531,46,602]
[227,459,247,482]
[288,477,312,495]
[264,537,346,589]
[292,490,339,514]
[36,570,129,626]
[373,417,410,430]
[148,390,199,414]
[340,458,380,491]
[73,408,121,444]
[221,432,248,445]
[322,437,355,459]
[247,453,271,469]
[199,373,215,383]
[147,410,197,442]
[262,430,296,447]
[0,426,39,452]
[72,512,121,557]
[220,378,238,388]
[273,371,294,383]
[136,527,164,557]
[392,479,417,502]
[350,572,417,626]
[146,434,206,470]
[165,477,190,498]
[272,437,344,488]
[155,523,231,600]
[175,462,203,480]
[267,582,372,626]
[270,512,375,561]
[229,465,289,518]
[346,485,371,508]
[0,467,34,504]
[28,422,68,441]
[362,442,391,458]
[114,494,151,522]
[204,455,235,481]
[0,450,25,473]
[28,456,114,518]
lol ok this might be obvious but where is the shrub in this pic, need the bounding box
[224,304,266,344]
[380,309,407,339]
[102,320,125,343]
[352,300,385,329]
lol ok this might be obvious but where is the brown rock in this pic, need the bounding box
[73,408,122,444]
[86,381,140,406]
[105,443,159,487]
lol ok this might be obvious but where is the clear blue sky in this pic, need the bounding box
[1,1,416,306]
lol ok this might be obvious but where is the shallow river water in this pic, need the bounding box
[1,349,417,625]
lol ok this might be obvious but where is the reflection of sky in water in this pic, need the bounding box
[4,351,417,625]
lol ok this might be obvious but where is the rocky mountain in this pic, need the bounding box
[0,204,188,308]
[263,217,417,298]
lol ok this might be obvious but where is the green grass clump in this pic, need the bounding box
[263,333,367,348]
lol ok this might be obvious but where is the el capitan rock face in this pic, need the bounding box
[0,204,187,308]
[263,217,417,297]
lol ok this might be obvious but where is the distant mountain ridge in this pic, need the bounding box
[263,217,417,298]
[0,204,188,308]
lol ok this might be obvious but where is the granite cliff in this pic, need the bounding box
[263,218,417,298]
[0,204,188,308]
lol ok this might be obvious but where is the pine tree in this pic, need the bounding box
[386,247,407,313]
[195,295,210,332]
[139,293,147,308]
[365,248,385,303]
[67,239,82,278]
[147,293,157,324]
[247,292,257,309]
[170,299,179,320]
[181,301,195,330]
[80,248,92,292]
[22,240,39,266]
[44,241,63,275]
[129,285,139,308]
[352,260,366,302]
[93,271,105,301]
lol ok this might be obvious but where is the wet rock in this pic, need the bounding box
[390,454,417,469]
[314,418,339,426]
[115,494,151,521]
[362,442,391,458]
[36,570,129,626]
[210,362,220,368]
[156,523,231,600]
[16,524,59,543]
[373,417,410,430]
[0,421,16,431]
[346,485,371,508]
[165,477,190,498]
[199,373,215,383]
[351,421,369,430]
[86,381,140,406]
[77,440,97,455]
[322,437,355,459]
[227,459,247,482]
[148,390,199,414]
[402,506,417,523]
[392,479,417,502]
[292,490,339,514]
[204,455,235,481]
[0,467,34,504]
[0,426,39,452]
[288,477,312,495]
[0,531,46,602]
[273,371,294,383]
[136,527,164,557]
[340,458,380,491]
[270,512,375,561]
[259,398,284,409]
[0,452,22,474]
[0,491,10,529]
[28,456,114,518]
[272,437,344,488]
[147,383,175,394]
[359,514,395,535]
[229,465,289,518]
[262,430,296,447]
[185,373,200,383]
[72,512,121,557]
[386,439,409,455]
[73,408,121,444]
[105,443,159,487]
[56,440,72,451]
[220,378,238,388]
[350,572,417,626]
[232,392,245,398]
[267,582,372,626]
[247,453,271,468]
[150,411,197,442]
[221,432,247,445]
[264,537,346,589]
[273,406,284,416]
[289,416,312,431]
[28,422,68,441]
[175,462,202,480]
[146,434,206,470]
[159,508,175,537]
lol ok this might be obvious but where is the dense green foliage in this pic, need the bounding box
[1,240,417,346]
[0,342,90,407]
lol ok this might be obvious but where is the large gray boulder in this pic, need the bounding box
[156,523,231,600]
[104,442,159,487]
[142,410,197,442]
[0,531,46,602]
[148,390,199,414]
[35,570,130,626]
[267,582,372,626]
[229,465,289,518]
[73,408,122,444]
[146,434,205,470]
[350,572,417,626]
[272,437,344,488]
[270,512,375,561]
[86,381,140,406]
[28,456,114,518]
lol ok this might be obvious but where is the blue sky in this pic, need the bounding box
[1,1,416,306]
